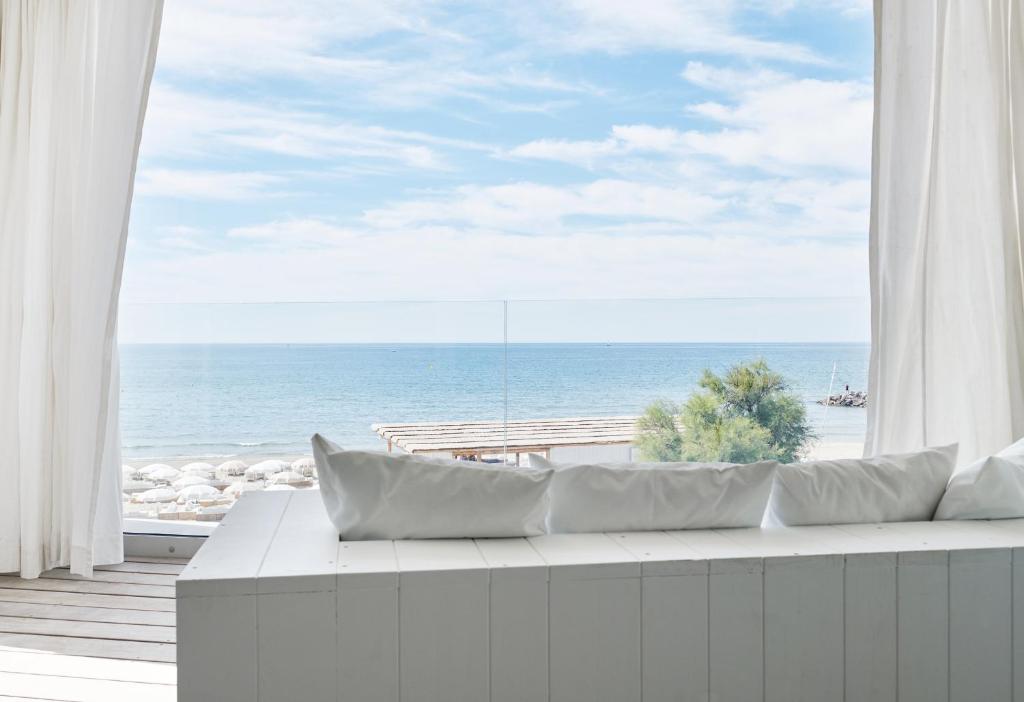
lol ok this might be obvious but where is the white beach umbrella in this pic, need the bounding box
[291,457,317,477]
[177,484,221,503]
[181,462,215,478]
[122,479,156,494]
[246,459,288,480]
[270,471,309,486]
[137,487,178,503]
[173,475,212,490]
[223,481,262,497]
[216,459,248,478]
[147,465,182,483]
[139,463,174,477]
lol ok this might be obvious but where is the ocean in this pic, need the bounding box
[119,342,870,459]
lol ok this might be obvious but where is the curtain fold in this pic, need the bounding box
[866,0,1024,464]
[0,0,163,578]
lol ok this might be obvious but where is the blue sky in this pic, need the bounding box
[121,0,874,342]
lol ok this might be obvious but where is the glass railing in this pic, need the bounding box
[118,298,869,526]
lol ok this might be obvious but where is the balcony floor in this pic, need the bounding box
[0,557,183,701]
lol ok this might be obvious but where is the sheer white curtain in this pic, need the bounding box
[0,1,163,578]
[866,0,1024,464]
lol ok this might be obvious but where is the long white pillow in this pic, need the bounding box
[934,437,1024,520]
[533,455,777,533]
[311,434,553,540]
[766,444,958,527]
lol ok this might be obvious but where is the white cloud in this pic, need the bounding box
[154,0,595,111]
[507,125,690,169]
[682,67,871,174]
[509,63,873,176]
[122,223,867,305]
[362,180,726,233]
[139,85,486,170]
[514,0,824,63]
[135,168,286,201]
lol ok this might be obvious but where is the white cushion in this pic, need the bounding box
[533,456,777,533]
[766,444,958,526]
[934,437,1024,520]
[311,434,553,540]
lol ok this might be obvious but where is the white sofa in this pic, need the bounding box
[177,490,1024,702]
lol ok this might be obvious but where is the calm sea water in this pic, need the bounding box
[119,343,870,459]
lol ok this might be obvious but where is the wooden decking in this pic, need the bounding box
[374,415,638,459]
[0,557,183,701]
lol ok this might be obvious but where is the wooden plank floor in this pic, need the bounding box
[0,557,184,701]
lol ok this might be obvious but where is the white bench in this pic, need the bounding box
[177,490,1024,702]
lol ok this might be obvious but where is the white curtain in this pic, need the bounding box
[866,0,1024,464]
[0,1,163,578]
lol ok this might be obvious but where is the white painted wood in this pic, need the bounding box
[612,532,708,702]
[178,505,1024,702]
[548,571,641,702]
[258,591,336,702]
[0,601,174,626]
[897,550,949,702]
[1012,548,1024,702]
[531,533,641,702]
[40,569,178,586]
[0,615,175,644]
[0,649,175,685]
[0,576,174,599]
[0,670,175,702]
[474,538,548,702]
[764,554,844,702]
[708,557,763,702]
[177,492,290,702]
[0,588,174,612]
[0,632,174,663]
[177,491,291,597]
[337,540,399,702]
[948,548,1012,702]
[845,552,897,702]
[176,594,256,701]
[257,491,339,702]
[396,540,489,702]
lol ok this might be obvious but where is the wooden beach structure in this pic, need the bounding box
[372,416,639,465]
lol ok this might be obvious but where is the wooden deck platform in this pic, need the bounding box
[0,557,184,701]
[373,415,638,460]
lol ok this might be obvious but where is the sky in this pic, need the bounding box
[121,0,875,343]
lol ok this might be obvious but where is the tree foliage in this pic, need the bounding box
[637,360,814,463]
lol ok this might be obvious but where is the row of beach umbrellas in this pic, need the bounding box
[123,457,318,504]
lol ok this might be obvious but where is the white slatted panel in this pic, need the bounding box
[474,538,548,702]
[530,534,641,702]
[177,504,1024,702]
[948,549,1012,702]
[611,531,708,702]
[708,557,763,702]
[764,554,844,702]
[845,552,897,702]
[395,540,489,702]
[257,491,339,702]
[177,491,290,702]
[897,550,949,702]
[337,541,399,702]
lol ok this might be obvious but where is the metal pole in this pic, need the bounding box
[503,300,509,465]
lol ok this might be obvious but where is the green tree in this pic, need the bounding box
[636,400,683,462]
[638,360,814,463]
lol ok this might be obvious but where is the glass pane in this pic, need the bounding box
[118,300,506,525]
[506,298,870,466]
